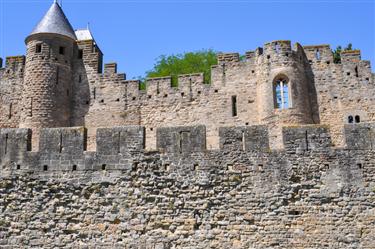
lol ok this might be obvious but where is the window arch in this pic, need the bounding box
[348,115,354,124]
[355,115,360,123]
[273,75,290,109]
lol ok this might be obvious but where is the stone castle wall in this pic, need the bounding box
[1,40,374,151]
[0,123,374,248]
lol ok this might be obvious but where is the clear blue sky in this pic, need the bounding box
[1,0,374,79]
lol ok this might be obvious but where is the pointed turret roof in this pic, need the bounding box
[26,1,77,43]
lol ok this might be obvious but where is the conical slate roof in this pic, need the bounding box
[26,1,77,42]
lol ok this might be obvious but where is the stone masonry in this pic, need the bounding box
[0,2,374,248]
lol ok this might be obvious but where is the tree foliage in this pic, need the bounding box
[333,43,353,64]
[145,49,218,86]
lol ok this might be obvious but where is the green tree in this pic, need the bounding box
[145,49,218,86]
[333,43,354,64]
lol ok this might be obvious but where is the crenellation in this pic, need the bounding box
[39,127,87,155]
[217,52,240,64]
[103,62,118,75]
[96,126,145,154]
[219,126,269,151]
[146,76,172,97]
[282,125,332,153]
[1,3,375,247]
[303,44,332,63]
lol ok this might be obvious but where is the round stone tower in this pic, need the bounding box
[20,1,77,128]
[256,40,314,126]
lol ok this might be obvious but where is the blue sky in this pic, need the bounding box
[1,0,374,79]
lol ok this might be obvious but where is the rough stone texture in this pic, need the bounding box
[0,124,374,248]
[2,38,374,151]
[0,3,375,248]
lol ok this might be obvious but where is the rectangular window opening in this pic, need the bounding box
[231,95,237,117]
[36,44,42,53]
[78,49,83,59]
[8,103,12,119]
[59,46,65,55]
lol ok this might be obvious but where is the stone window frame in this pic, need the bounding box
[59,46,65,55]
[273,74,291,109]
[35,44,42,53]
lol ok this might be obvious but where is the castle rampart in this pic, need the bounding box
[0,123,373,174]
[1,3,375,247]
[0,123,375,247]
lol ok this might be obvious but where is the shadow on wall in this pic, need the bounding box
[71,58,90,126]
[303,53,321,125]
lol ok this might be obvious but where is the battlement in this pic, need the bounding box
[217,53,240,64]
[1,123,374,173]
[341,50,361,63]
[0,56,26,75]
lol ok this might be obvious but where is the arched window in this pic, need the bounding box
[315,49,321,60]
[355,115,360,123]
[274,76,290,109]
[348,115,354,123]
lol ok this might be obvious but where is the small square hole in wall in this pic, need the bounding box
[227,164,233,171]
[357,163,362,169]
[197,91,201,94]
[193,163,199,171]
[366,77,369,81]
[116,98,120,102]
[251,70,255,74]
[164,163,170,171]
[214,89,218,93]
[132,97,136,101]
[347,72,350,76]
[258,164,263,171]
[326,61,330,65]
[181,92,185,97]
[164,94,168,98]
[267,55,270,59]
[245,122,249,125]
[101,164,106,170]
[43,165,48,171]
[150,127,154,131]
[86,100,90,105]
[132,162,139,172]
[148,95,152,99]
[333,96,338,99]
[72,165,77,171]
[100,99,104,103]
[16,164,21,170]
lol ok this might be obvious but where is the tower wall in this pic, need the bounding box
[20,34,76,128]
[256,41,314,126]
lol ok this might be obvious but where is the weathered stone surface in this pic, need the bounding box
[0,124,373,247]
[0,2,375,248]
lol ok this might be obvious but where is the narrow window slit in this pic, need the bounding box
[305,131,309,151]
[231,95,237,117]
[36,44,42,53]
[355,66,359,77]
[4,134,8,155]
[242,131,246,151]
